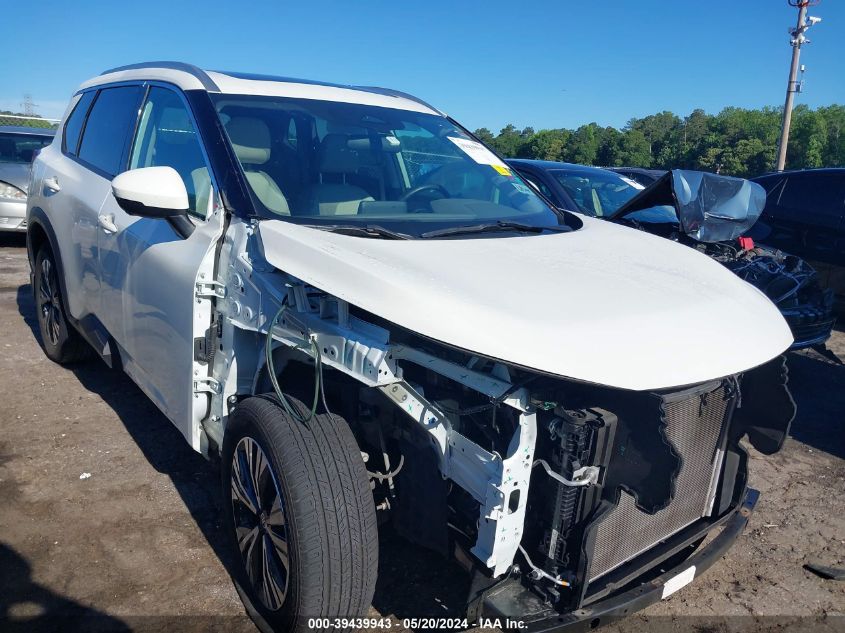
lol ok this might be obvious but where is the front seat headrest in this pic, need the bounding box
[319,134,360,174]
[225,117,272,165]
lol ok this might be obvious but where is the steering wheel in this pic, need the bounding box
[400,184,450,201]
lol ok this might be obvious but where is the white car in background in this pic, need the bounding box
[0,125,54,232]
[27,62,796,633]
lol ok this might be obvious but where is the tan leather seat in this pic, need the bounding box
[225,117,290,216]
[304,134,373,215]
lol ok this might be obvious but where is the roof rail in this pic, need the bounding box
[100,61,219,91]
[354,86,441,114]
[212,70,351,90]
[211,73,440,113]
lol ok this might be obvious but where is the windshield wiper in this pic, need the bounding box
[311,224,413,240]
[420,220,571,239]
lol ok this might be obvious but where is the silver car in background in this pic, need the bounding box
[0,126,55,232]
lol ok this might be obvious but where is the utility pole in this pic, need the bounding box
[776,1,822,172]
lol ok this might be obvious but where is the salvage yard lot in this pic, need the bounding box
[1,232,843,632]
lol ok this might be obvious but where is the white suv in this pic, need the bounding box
[27,62,796,632]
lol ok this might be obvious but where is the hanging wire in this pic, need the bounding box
[264,300,330,423]
[366,454,405,481]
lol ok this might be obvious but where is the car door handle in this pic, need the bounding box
[43,176,61,193]
[98,214,118,234]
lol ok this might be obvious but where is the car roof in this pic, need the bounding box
[79,61,441,116]
[608,166,667,177]
[506,158,620,175]
[753,167,845,180]
[0,125,56,136]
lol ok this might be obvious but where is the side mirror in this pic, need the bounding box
[111,166,188,218]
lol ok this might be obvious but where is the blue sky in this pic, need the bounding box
[1,1,842,132]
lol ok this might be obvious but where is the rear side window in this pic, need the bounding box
[78,86,144,177]
[62,91,96,156]
[777,172,845,225]
[0,132,53,164]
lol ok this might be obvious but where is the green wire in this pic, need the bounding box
[265,302,324,423]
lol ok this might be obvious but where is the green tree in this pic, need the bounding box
[617,130,652,167]
[0,110,55,129]
[474,104,842,177]
[567,123,601,165]
[490,124,524,157]
[526,129,569,161]
[473,127,495,145]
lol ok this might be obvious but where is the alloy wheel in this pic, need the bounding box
[230,436,290,611]
[38,257,62,346]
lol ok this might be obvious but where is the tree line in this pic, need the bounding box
[0,110,57,129]
[473,104,844,178]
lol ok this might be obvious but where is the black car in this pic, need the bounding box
[751,168,845,313]
[509,160,639,218]
[509,159,836,349]
[608,166,667,188]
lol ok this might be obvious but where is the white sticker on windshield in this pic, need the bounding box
[448,137,507,168]
[512,182,532,195]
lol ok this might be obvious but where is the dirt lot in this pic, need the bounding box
[1,232,843,633]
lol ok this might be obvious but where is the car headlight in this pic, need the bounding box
[0,181,26,201]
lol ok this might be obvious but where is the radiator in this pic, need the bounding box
[586,383,730,581]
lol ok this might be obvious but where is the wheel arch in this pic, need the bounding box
[27,209,116,367]
[26,209,70,315]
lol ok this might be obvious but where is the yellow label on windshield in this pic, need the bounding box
[492,164,512,176]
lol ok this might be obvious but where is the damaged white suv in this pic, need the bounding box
[28,63,796,632]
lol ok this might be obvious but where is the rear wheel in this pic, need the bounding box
[221,395,378,633]
[33,246,90,364]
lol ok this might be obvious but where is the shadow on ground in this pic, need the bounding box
[787,334,845,460]
[13,280,472,625]
[0,232,27,248]
[0,542,131,633]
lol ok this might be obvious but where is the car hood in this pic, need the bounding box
[258,217,792,391]
[0,163,32,194]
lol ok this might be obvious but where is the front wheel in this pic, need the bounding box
[221,395,378,633]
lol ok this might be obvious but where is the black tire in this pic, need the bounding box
[33,246,91,364]
[221,395,378,633]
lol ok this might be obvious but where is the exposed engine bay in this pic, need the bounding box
[706,241,820,305]
[335,334,795,614]
[195,217,798,623]
[207,267,795,619]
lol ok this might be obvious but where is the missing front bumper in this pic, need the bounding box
[479,488,759,632]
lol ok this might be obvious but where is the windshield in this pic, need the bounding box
[0,132,52,164]
[550,169,643,217]
[211,95,561,236]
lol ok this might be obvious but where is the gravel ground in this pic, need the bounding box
[1,232,843,633]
